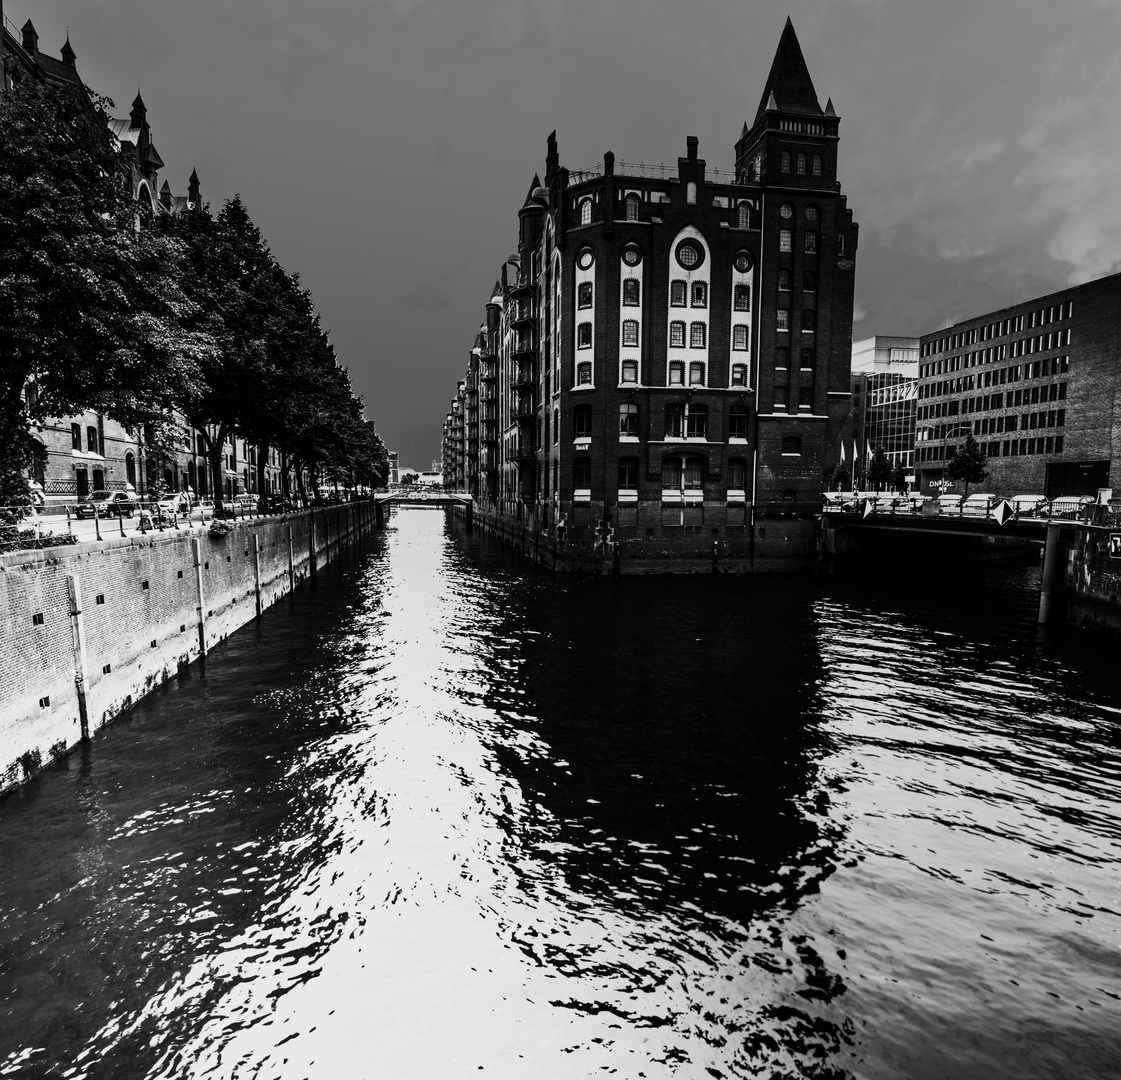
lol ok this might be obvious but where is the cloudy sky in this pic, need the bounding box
[17,0,1121,467]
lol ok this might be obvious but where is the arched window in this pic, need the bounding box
[732,325,749,350]
[781,151,791,173]
[574,404,592,438]
[576,361,592,385]
[728,457,747,489]
[662,456,683,490]
[782,435,802,455]
[796,153,807,174]
[625,194,640,221]
[665,404,685,438]
[686,404,707,438]
[622,319,639,346]
[684,455,705,489]
[580,198,592,226]
[618,456,639,490]
[126,452,136,485]
[622,279,640,306]
[738,203,749,229]
[729,406,748,439]
[686,181,697,205]
[669,320,686,348]
[731,363,748,388]
[573,457,592,489]
[619,403,639,437]
[689,322,706,348]
[70,423,81,450]
[87,426,99,454]
[812,154,823,176]
[691,282,707,307]
[553,408,560,443]
[734,284,751,311]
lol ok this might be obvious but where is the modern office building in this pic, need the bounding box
[849,335,919,481]
[915,273,1121,498]
[442,19,859,571]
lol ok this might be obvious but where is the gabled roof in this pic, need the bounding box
[144,141,165,170]
[35,51,83,86]
[754,17,822,123]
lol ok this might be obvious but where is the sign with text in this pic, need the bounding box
[1109,534,1121,560]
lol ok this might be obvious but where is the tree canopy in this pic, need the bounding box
[946,434,988,498]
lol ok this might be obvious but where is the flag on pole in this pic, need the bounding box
[839,440,846,465]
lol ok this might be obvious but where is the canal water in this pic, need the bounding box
[1,509,1118,1079]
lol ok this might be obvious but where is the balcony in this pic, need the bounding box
[511,305,537,332]
[511,363,537,390]
[512,335,536,362]
[509,443,536,463]
[510,274,537,298]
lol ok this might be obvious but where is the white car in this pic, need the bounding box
[156,492,191,516]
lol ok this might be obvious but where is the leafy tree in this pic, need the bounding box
[827,462,848,492]
[890,464,908,494]
[0,76,203,508]
[946,433,987,498]
[865,447,893,492]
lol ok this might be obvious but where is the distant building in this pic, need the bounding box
[442,19,859,570]
[915,274,1121,498]
[849,335,919,482]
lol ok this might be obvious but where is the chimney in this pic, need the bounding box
[687,136,698,163]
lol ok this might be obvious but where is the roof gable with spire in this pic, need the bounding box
[754,18,822,123]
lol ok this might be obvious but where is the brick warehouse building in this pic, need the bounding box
[442,20,858,571]
[915,272,1121,500]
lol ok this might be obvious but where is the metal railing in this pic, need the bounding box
[567,161,743,185]
[821,493,1106,525]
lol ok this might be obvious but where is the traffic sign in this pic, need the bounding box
[993,500,1014,527]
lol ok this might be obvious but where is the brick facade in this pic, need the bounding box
[916,273,1121,499]
[442,19,857,572]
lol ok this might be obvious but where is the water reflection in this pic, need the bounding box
[0,512,1118,1079]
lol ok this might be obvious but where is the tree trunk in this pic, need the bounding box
[256,440,270,511]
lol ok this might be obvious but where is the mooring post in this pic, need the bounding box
[65,573,91,742]
[252,533,263,617]
[192,537,208,656]
[1038,522,1062,624]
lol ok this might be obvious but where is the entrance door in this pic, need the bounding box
[76,468,89,499]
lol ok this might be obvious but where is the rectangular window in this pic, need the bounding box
[576,361,592,385]
[690,322,706,348]
[778,270,791,292]
[618,460,638,489]
[670,280,686,306]
[802,309,815,333]
[71,424,81,451]
[668,361,684,385]
[804,231,818,254]
[734,284,751,311]
[622,279,639,306]
[691,282,707,307]
[621,359,638,384]
[779,229,792,253]
[622,319,639,346]
[776,346,789,367]
[799,386,813,409]
[776,309,790,331]
[732,325,749,351]
[577,322,592,348]
[669,320,686,348]
[665,405,685,439]
[686,407,707,439]
[803,270,816,293]
[689,362,706,386]
[578,282,593,308]
[731,363,748,387]
[774,385,788,409]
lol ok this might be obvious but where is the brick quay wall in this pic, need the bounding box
[451,500,817,574]
[0,501,386,796]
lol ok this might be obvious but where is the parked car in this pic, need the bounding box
[155,492,191,516]
[75,490,135,518]
[233,493,258,510]
[1011,494,1047,517]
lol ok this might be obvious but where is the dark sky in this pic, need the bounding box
[16,0,1121,469]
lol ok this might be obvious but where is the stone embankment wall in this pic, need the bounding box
[0,501,385,795]
[453,501,814,574]
[1066,525,1121,633]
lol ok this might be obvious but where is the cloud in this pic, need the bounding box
[853,303,867,323]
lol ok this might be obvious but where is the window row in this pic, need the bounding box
[778,270,815,292]
[576,280,749,312]
[919,382,1067,420]
[921,358,1070,398]
[776,309,815,333]
[572,360,749,388]
[917,435,1065,462]
[779,229,818,254]
[921,303,1073,356]
[775,346,815,368]
[780,152,823,176]
[70,424,101,454]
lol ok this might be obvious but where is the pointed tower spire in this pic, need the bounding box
[188,167,201,207]
[522,173,542,207]
[824,97,837,118]
[21,20,39,55]
[754,18,822,123]
[60,34,76,67]
[130,90,147,125]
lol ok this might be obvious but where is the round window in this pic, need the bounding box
[734,251,752,274]
[806,205,819,222]
[780,203,793,220]
[622,246,642,266]
[675,240,704,270]
[577,248,594,270]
